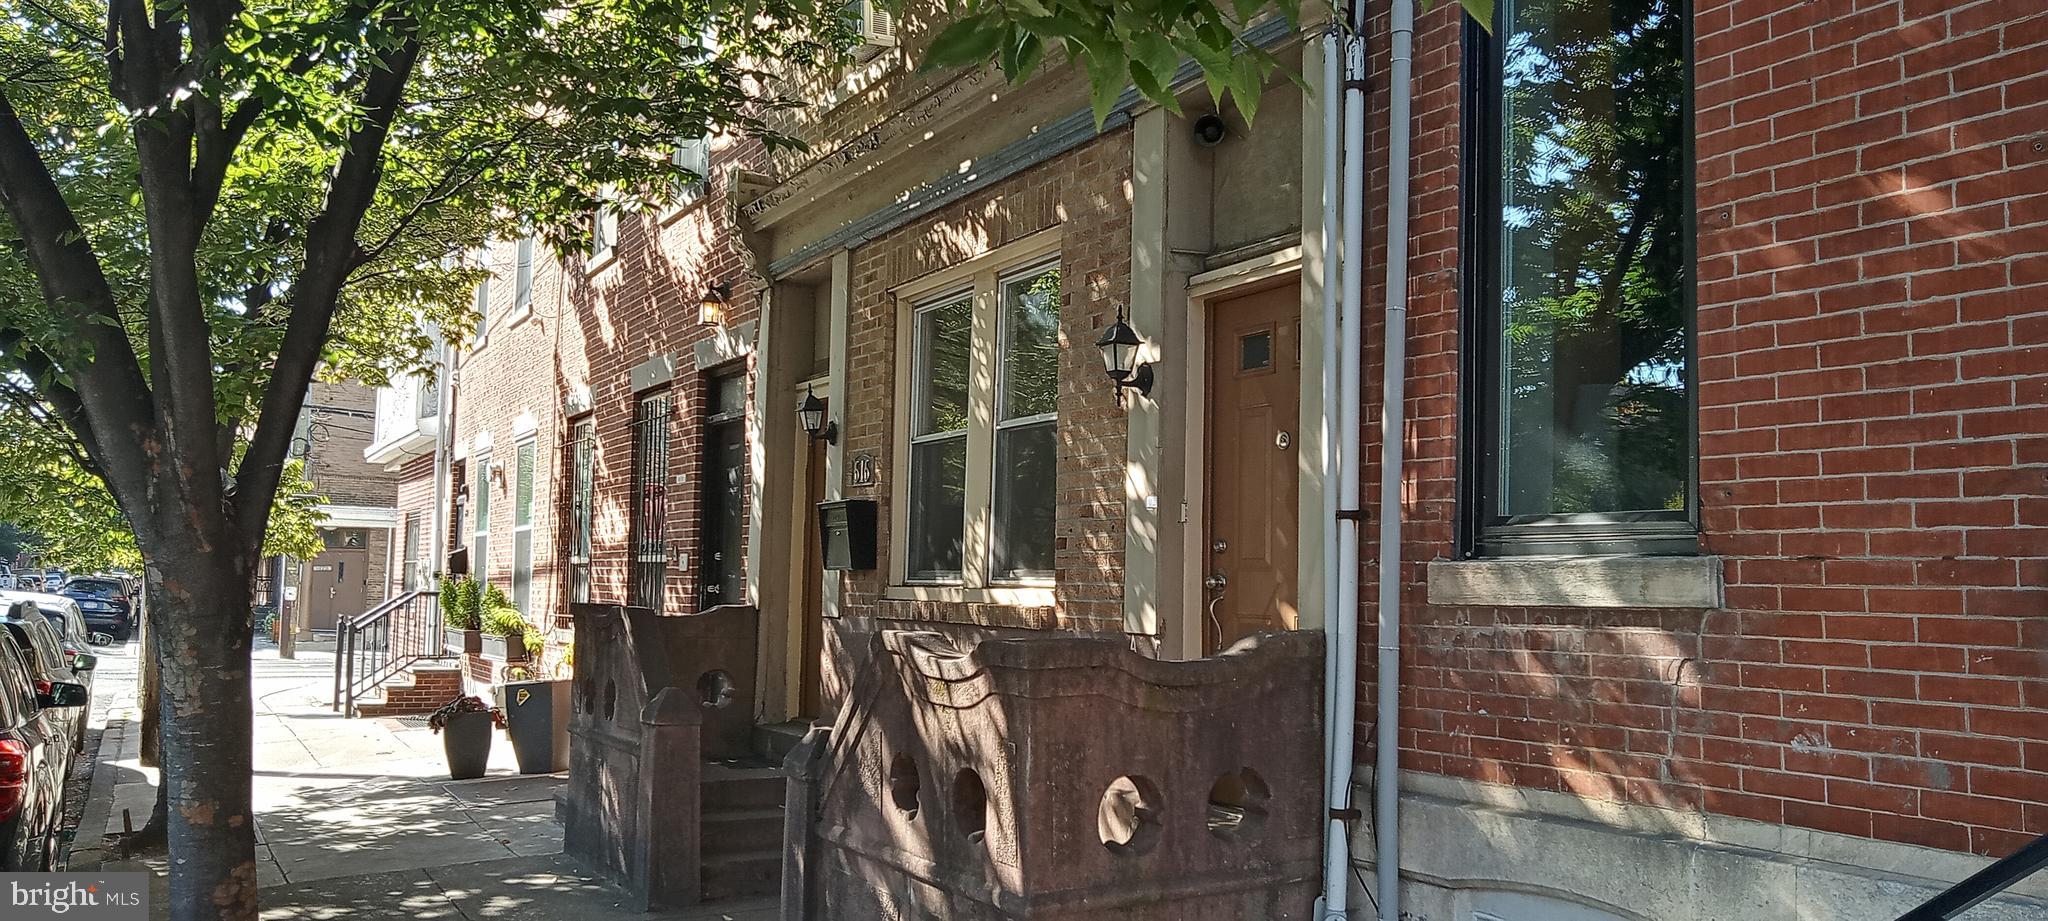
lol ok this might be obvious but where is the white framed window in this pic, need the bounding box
[471,274,491,344]
[589,206,618,264]
[511,236,535,318]
[669,136,711,209]
[891,232,1061,600]
[511,438,537,613]
[472,450,493,585]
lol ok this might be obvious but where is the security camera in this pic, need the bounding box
[1192,114,1228,147]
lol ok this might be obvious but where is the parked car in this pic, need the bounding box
[0,603,91,754]
[0,626,82,870]
[0,592,96,658]
[57,577,133,641]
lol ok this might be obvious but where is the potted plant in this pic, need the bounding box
[479,605,530,662]
[428,695,503,780]
[440,576,483,654]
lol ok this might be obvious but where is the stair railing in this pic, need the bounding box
[331,589,445,717]
[1896,833,2048,920]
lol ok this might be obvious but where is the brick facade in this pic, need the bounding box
[1357,0,2048,859]
[553,139,768,621]
[835,133,1135,635]
[297,380,395,616]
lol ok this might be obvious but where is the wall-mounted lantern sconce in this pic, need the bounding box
[700,281,731,327]
[798,385,838,444]
[489,458,507,487]
[1095,306,1154,404]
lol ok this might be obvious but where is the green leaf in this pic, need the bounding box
[922,16,1008,71]
[1000,31,1046,83]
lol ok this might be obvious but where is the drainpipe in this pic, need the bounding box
[431,333,455,581]
[1317,14,1344,876]
[1320,5,1369,919]
[1372,0,1417,917]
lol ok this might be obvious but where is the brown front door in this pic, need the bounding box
[1203,283,1301,654]
[798,418,829,717]
[303,547,368,632]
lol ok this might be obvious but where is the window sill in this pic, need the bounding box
[882,584,1055,608]
[659,191,710,226]
[586,249,616,276]
[875,596,1055,630]
[1426,555,1723,609]
[508,305,534,329]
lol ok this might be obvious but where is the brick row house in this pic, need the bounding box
[365,1,2046,917]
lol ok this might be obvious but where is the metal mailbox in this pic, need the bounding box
[817,499,878,571]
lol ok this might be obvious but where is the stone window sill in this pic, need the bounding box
[1426,556,1723,609]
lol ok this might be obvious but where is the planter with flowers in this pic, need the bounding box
[428,695,504,780]
[479,603,530,663]
[440,576,483,655]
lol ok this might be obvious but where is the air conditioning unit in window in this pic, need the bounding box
[849,0,896,48]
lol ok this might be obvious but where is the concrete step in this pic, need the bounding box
[752,720,810,764]
[701,849,781,901]
[702,806,785,855]
[700,763,785,810]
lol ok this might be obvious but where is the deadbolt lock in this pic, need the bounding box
[1211,539,1228,553]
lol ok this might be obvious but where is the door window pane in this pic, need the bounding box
[1494,0,1690,519]
[998,267,1060,421]
[907,435,967,581]
[991,420,1056,581]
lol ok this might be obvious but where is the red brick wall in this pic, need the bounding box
[455,239,566,626]
[554,138,768,620]
[1359,0,2048,858]
[837,133,1134,634]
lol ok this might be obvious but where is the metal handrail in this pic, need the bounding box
[1896,833,2048,920]
[330,589,446,717]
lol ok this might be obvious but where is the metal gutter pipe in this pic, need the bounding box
[1373,0,1417,917]
[1322,3,1370,917]
[1316,20,1350,921]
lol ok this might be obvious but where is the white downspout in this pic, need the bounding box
[1322,4,1369,918]
[1374,0,1417,917]
[430,333,455,580]
[1316,21,1349,921]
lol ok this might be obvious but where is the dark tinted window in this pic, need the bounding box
[64,579,122,597]
[2,620,63,674]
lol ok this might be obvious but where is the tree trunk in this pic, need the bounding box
[144,548,259,921]
[140,613,160,768]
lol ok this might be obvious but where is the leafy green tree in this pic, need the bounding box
[0,2,841,917]
[916,0,1494,124]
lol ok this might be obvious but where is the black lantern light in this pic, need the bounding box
[1095,306,1154,401]
[700,280,731,326]
[797,385,837,444]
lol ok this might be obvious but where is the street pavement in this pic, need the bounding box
[75,639,774,920]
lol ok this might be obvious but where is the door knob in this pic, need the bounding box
[1204,571,1228,592]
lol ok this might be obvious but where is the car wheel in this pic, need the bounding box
[114,626,131,642]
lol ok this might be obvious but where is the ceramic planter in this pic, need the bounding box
[480,632,529,662]
[444,627,481,655]
[441,710,493,780]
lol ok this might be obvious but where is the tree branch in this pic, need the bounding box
[0,90,156,510]
[234,27,422,553]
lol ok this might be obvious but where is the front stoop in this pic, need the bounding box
[353,665,463,717]
[702,763,786,901]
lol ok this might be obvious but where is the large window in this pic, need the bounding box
[472,450,493,582]
[569,419,595,605]
[1464,0,1695,556]
[629,394,671,611]
[512,439,537,613]
[901,257,1060,588]
[512,236,535,316]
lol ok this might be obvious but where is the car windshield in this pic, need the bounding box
[64,579,122,598]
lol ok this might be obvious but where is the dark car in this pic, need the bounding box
[0,625,84,870]
[59,577,133,641]
[0,605,91,754]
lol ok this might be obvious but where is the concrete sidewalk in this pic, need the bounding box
[81,646,773,920]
